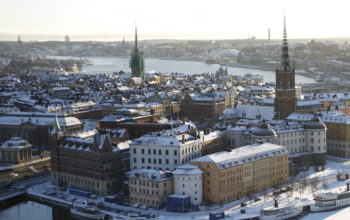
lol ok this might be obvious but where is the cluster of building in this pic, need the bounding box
[4,19,350,214]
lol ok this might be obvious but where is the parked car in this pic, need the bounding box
[241,202,247,207]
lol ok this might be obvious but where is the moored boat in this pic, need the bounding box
[260,200,302,220]
[70,205,105,220]
[310,183,350,212]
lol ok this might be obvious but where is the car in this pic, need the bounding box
[9,173,18,178]
[241,202,247,207]
[280,189,287,193]
[47,192,56,196]
[254,197,261,202]
[89,194,97,199]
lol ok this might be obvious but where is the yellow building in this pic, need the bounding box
[191,142,289,205]
[243,163,253,195]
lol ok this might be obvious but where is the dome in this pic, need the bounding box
[252,120,276,137]
[304,115,326,130]
[1,137,32,149]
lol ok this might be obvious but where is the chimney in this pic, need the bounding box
[274,199,278,208]
[182,134,185,144]
[347,183,349,191]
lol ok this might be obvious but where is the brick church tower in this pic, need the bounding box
[274,16,297,119]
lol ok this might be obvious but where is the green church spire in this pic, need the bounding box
[129,26,145,79]
[134,26,138,52]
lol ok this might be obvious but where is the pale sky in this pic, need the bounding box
[0,0,349,41]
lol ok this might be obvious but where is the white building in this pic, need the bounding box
[226,115,327,166]
[130,132,201,171]
[172,164,203,206]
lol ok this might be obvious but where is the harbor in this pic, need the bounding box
[1,159,350,220]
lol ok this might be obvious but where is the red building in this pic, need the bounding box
[181,94,225,123]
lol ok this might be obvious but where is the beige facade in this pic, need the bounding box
[252,158,271,192]
[129,170,173,209]
[243,163,253,195]
[191,143,289,205]
[191,160,243,205]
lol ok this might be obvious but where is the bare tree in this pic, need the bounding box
[264,192,269,203]
[247,192,253,205]
[310,176,320,193]
[287,188,294,202]
[299,174,308,197]
[322,178,328,190]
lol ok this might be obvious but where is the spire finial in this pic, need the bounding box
[134,26,138,52]
[280,11,290,72]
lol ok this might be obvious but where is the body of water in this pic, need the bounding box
[48,56,316,84]
[0,200,71,220]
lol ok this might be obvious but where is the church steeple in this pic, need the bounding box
[129,26,145,79]
[134,26,138,52]
[280,13,290,72]
[274,13,297,120]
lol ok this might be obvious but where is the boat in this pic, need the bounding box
[70,205,105,220]
[205,59,216,64]
[310,184,350,212]
[127,213,146,220]
[260,200,302,220]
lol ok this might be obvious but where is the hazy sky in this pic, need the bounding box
[0,0,349,41]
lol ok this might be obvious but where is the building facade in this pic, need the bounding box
[288,112,350,158]
[190,143,289,205]
[130,132,201,171]
[226,117,327,166]
[200,130,226,156]
[181,94,226,123]
[0,137,32,164]
[173,164,203,206]
[128,169,173,209]
[0,111,83,151]
[51,130,125,195]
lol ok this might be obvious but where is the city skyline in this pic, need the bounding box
[0,0,350,41]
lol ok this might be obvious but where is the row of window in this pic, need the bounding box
[130,179,165,188]
[137,158,177,165]
[130,187,166,196]
[134,148,178,156]
[53,173,109,189]
[130,196,159,206]
[175,176,201,181]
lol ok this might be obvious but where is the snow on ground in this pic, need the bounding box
[227,160,350,220]
[27,159,350,219]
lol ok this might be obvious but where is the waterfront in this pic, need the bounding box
[48,56,316,84]
[0,200,71,220]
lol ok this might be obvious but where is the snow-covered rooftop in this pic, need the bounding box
[127,169,173,181]
[193,142,287,170]
[173,164,203,175]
